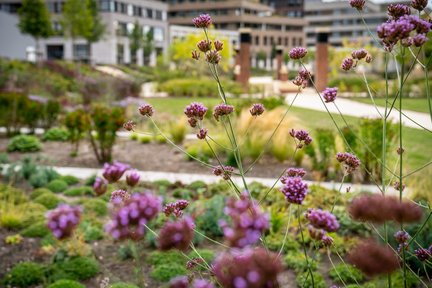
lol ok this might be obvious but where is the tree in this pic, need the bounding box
[143,29,154,66]
[85,0,105,64]
[129,20,143,65]
[18,0,53,61]
[62,0,93,61]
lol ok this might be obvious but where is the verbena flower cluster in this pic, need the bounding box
[249,103,265,116]
[341,49,371,71]
[281,167,306,183]
[213,103,234,121]
[305,209,340,232]
[415,247,431,262]
[93,177,108,196]
[322,87,338,103]
[411,0,428,11]
[292,68,311,89]
[158,216,195,251]
[163,200,189,218]
[126,170,140,187]
[289,129,312,148]
[184,102,208,127]
[139,103,154,117]
[46,204,82,239]
[289,47,308,60]
[105,192,162,240]
[212,248,282,288]
[348,194,423,224]
[280,176,308,205]
[349,0,365,10]
[219,192,269,248]
[377,13,431,51]
[213,165,235,180]
[102,161,130,183]
[394,230,410,253]
[110,189,130,205]
[192,13,212,28]
[123,120,135,131]
[336,152,361,174]
[348,240,399,276]
[197,128,208,140]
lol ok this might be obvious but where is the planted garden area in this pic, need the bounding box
[1,2,432,288]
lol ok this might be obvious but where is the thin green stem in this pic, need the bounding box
[297,208,314,287]
[278,205,292,257]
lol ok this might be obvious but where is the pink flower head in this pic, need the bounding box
[341,57,354,71]
[123,120,135,131]
[184,102,208,127]
[138,104,154,117]
[411,0,428,11]
[349,0,366,10]
[213,103,234,121]
[249,103,265,116]
[305,208,340,232]
[158,216,195,251]
[169,276,189,288]
[46,204,82,239]
[110,189,130,205]
[102,161,130,183]
[322,87,338,103]
[336,152,361,174]
[126,170,140,187]
[214,40,224,51]
[93,177,108,196]
[197,128,208,140]
[412,33,427,47]
[387,3,411,19]
[351,49,368,60]
[213,165,235,180]
[219,192,269,248]
[280,176,308,204]
[192,50,200,60]
[193,279,215,288]
[394,230,410,244]
[105,192,162,240]
[205,50,221,64]
[163,200,189,218]
[197,40,212,53]
[192,14,212,29]
[289,47,307,60]
[290,129,312,148]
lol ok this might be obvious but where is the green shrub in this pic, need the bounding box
[63,186,93,197]
[34,193,61,209]
[168,120,187,144]
[83,199,107,216]
[172,188,194,200]
[82,224,104,242]
[55,256,99,281]
[21,221,50,238]
[155,134,167,144]
[187,249,214,270]
[3,262,44,287]
[130,132,139,141]
[265,233,300,253]
[193,195,226,237]
[139,135,152,144]
[30,188,53,200]
[118,242,138,260]
[111,283,139,288]
[47,279,85,288]
[60,175,80,185]
[42,128,70,142]
[158,78,242,98]
[296,271,326,288]
[150,263,187,282]
[329,263,365,284]
[147,250,184,266]
[65,109,90,156]
[7,135,42,152]
[46,179,69,193]
[187,180,207,191]
[284,252,318,273]
[305,128,336,178]
[84,174,97,186]
[28,167,61,188]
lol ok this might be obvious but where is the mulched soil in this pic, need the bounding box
[0,138,299,179]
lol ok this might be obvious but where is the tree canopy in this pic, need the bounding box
[18,0,53,40]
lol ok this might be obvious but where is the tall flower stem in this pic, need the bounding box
[297,208,314,287]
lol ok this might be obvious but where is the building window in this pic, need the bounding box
[52,21,62,35]
[285,37,289,46]
[117,44,124,64]
[255,36,260,45]
[263,36,267,46]
[46,45,64,60]
[156,10,163,20]
[127,4,133,16]
[73,44,89,61]
[100,0,113,12]
[147,8,153,19]
[154,27,164,42]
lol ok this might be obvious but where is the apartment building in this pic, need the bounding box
[163,0,306,68]
[261,0,304,17]
[304,0,410,47]
[0,0,169,65]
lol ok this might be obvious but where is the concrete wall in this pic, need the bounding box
[0,11,35,60]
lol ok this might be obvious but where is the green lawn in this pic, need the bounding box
[146,97,431,173]
[348,97,431,114]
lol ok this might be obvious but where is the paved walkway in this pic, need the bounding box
[50,165,394,194]
[285,89,431,130]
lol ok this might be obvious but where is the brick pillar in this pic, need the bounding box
[235,29,251,88]
[276,46,283,80]
[315,31,329,91]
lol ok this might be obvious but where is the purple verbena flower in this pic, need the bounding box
[321,235,334,247]
[163,200,189,218]
[192,14,212,29]
[158,216,195,251]
[186,258,204,270]
[205,50,221,64]
[105,192,162,240]
[415,248,431,261]
[394,230,410,244]
[93,177,108,196]
[214,40,224,51]
[305,208,340,232]
[46,204,82,239]
[213,103,234,121]
[169,276,189,288]
[192,50,200,60]
[184,102,208,127]
[197,40,212,53]
[280,176,308,205]
[349,0,366,10]
[365,54,373,63]
[126,170,140,187]
[213,165,235,180]
[212,248,282,288]
[289,129,312,148]
[411,0,428,11]
[102,161,130,183]
[351,49,368,60]
[283,167,306,179]
[412,33,427,47]
[341,57,354,71]
[336,152,361,174]
[123,120,135,131]
[388,3,411,19]
[250,103,265,116]
[289,47,308,60]
[393,181,405,192]
[110,189,130,205]
[193,279,215,288]
[197,128,208,140]
[138,104,154,117]
[219,192,269,248]
[322,87,338,103]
